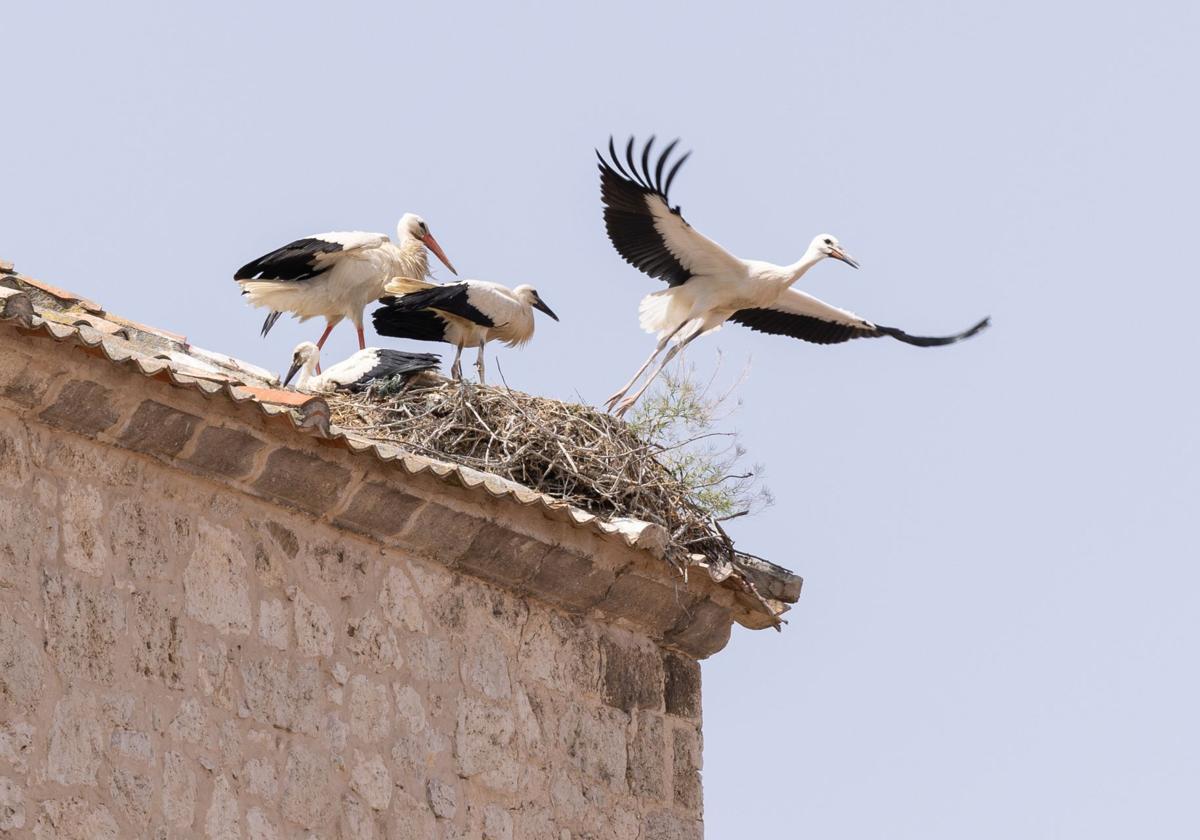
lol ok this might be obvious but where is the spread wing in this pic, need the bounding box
[597,136,743,286]
[234,231,388,283]
[730,288,991,347]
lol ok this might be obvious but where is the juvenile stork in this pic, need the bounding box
[372,278,558,382]
[235,213,457,361]
[598,137,990,415]
[283,342,441,393]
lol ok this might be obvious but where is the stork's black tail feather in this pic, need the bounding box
[876,316,991,347]
[260,311,283,338]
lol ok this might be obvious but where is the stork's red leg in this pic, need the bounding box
[314,323,335,374]
[356,326,366,351]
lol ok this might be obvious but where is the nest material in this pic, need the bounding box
[325,377,733,567]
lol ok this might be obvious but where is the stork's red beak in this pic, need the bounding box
[422,233,457,276]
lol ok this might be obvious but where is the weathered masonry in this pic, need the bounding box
[0,262,800,838]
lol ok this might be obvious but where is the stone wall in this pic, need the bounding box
[0,381,704,835]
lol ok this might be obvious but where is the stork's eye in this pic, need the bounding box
[823,238,832,245]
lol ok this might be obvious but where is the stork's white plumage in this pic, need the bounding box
[598,137,990,415]
[372,278,558,382]
[235,213,457,362]
[283,342,441,393]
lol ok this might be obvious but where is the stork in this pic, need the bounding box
[235,214,457,366]
[371,278,558,383]
[597,137,990,416]
[283,342,441,393]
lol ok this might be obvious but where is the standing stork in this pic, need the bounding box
[371,278,558,383]
[235,213,457,364]
[283,342,441,393]
[597,137,990,416]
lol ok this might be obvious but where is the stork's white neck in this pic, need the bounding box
[783,244,826,287]
[295,355,319,390]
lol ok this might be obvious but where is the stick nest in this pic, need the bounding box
[325,378,733,567]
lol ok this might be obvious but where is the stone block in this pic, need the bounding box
[240,656,323,735]
[397,501,484,566]
[349,675,392,742]
[300,539,370,599]
[110,728,154,763]
[481,804,513,840]
[205,774,241,839]
[47,692,106,786]
[0,613,44,713]
[293,590,334,657]
[455,698,519,793]
[425,777,458,819]
[0,355,53,408]
[351,752,393,811]
[517,610,599,696]
[108,767,153,829]
[339,793,382,840]
[663,652,702,719]
[600,635,665,713]
[0,721,34,773]
[664,598,733,659]
[38,379,121,436]
[642,810,702,840]
[599,572,694,637]
[281,743,334,829]
[556,704,628,792]
[461,631,512,700]
[162,751,196,828]
[109,498,195,580]
[671,726,702,811]
[346,610,404,673]
[626,712,666,799]
[0,490,58,594]
[259,598,289,650]
[186,425,265,479]
[42,570,125,685]
[0,776,24,832]
[184,521,251,635]
[253,446,350,515]
[407,635,457,683]
[378,566,426,633]
[31,797,120,840]
[458,521,552,590]
[525,546,614,612]
[118,399,200,458]
[131,591,185,688]
[243,757,278,801]
[168,697,207,743]
[246,806,280,840]
[0,415,32,489]
[334,480,423,537]
[61,478,110,575]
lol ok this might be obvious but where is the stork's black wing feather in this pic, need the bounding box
[597,136,694,287]
[376,283,494,328]
[730,308,991,347]
[372,305,450,344]
[729,308,882,345]
[348,350,441,391]
[234,237,344,282]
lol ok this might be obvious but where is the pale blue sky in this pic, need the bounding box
[5,2,1198,837]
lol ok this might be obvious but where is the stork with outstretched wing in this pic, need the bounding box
[597,137,989,415]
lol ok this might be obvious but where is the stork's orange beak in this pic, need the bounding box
[830,248,860,269]
[422,233,458,276]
